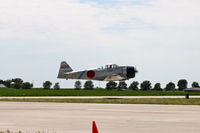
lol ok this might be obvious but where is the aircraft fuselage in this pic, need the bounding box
[57,62,137,81]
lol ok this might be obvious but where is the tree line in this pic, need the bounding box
[0,78,33,89]
[0,78,199,91]
[74,80,199,91]
[0,78,60,90]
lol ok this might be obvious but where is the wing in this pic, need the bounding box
[104,74,125,81]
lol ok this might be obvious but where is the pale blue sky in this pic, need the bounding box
[79,0,152,7]
[0,0,200,88]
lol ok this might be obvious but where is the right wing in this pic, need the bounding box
[104,74,125,81]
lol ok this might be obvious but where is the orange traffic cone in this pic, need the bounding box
[92,121,99,133]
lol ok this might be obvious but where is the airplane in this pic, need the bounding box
[57,61,138,81]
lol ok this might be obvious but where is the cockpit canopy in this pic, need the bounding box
[98,64,119,69]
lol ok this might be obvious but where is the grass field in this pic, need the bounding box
[1,98,200,105]
[0,88,199,96]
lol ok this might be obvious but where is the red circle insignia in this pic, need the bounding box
[87,70,95,79]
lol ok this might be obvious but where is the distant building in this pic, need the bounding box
[184,88,200,92]
[0,84,6,88]
[184,88,200,99]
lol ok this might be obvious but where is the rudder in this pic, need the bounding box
[57,61,73,79]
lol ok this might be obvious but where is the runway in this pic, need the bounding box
[0,95,200,99]
[0,102,200,133]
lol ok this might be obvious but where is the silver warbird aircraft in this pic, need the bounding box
[57,61,138,81]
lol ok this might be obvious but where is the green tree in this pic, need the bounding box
[153,83,162,91]
[128,81,139,91]
[0,80,4,84]
[4,80,12,88]
[117,81,127,90]
[84,81,94,90]
[12,78,23,89]
[140,80,151,91]
[43,81,52,89]
[53,82,60,89]
[21,82,33,89]
[0,80,6,87]
[192,82,199,88]
[74,81,82,90]
[106,81,117,90]
[165,82,176,91]
[177,79,188,91]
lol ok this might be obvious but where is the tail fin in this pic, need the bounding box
[57,61,73,79]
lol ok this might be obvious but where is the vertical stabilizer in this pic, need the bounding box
[57,61,73,79]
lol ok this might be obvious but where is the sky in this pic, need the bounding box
[0,0,200,88]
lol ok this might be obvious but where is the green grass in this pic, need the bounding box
[1,98,200,105]
[0,88,200,96]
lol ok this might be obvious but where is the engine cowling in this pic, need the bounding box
[126,67,137,79]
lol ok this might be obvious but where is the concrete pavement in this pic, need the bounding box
[0,102,200,133]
